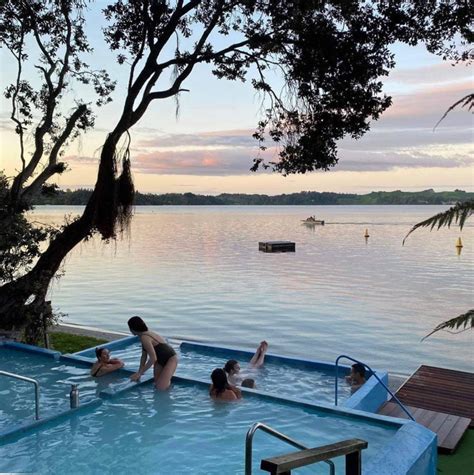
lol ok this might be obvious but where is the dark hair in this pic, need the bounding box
[224,359,238,373]
[241,378,256,389]
[95,347,105,360]
[211,368,230,396]
[128,316,148,333]
[352,363,366,378]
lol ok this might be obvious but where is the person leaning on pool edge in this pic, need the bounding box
[90,348,124,377]
[128,316,178,390]
[345,363,366,393]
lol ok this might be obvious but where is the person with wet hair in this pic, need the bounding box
[224,340,268,386]
[345,363,366,393]
[209,368,241,401]
[90,348,124,377]
[127,316,178,390]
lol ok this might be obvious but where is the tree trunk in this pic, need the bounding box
[0,132,123,341]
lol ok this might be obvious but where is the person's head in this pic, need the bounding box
[351,363,366,382]
[128,316,148,335]
[241,378,256,389]
[211,368,230,395]
[95,347,110,363]
[224,359,240,375]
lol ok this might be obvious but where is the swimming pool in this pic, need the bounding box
[0,345,131,428]
[0,342,436,474]
[75,337,357,405]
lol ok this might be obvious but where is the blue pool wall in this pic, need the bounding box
[1,341,436,475]
[76,337,390,412]
[178,340,390,413]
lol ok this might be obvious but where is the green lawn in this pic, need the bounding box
[47,332,107,354]
[438,429,474,475]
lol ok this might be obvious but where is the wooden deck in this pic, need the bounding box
[378,365,473,453]
[378,402,471,453]
[395,365,474,428]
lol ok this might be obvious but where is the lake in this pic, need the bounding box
[33,205,473,375]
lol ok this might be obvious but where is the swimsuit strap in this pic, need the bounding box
[92,364,103,377]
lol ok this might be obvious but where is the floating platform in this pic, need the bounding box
[259,241,295,253]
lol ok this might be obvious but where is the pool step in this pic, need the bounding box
[378,402,470,453]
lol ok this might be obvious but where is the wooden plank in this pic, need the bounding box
[393,365,474,427]
[260,439,367,474]
[440,418,471,453]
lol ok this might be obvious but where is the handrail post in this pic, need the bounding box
[245,422,335,475]
[0,370,40,420]
[334,354,414,421]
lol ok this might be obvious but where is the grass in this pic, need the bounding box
[438,429,474,475]
[47,332,108,354]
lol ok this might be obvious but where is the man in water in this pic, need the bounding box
[345,363,366,393]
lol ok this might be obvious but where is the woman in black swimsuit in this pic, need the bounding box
[127,316,178,390]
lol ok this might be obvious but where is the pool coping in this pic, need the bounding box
[0,341,436,475]
[75,337,390,413]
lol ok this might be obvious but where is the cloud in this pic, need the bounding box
[388,62,473,85]
[135,129,255,150]
[382,81,473,125]
[131,148,262,176]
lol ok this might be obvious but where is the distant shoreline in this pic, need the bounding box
[33,188,473,206]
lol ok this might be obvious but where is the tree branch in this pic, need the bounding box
[20,104,89,203]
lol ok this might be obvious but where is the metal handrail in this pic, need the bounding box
[0,370,40,420]
[334,354,414,421]
[245,422,335,475]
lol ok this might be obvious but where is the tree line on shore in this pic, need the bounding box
[33,188,473,206]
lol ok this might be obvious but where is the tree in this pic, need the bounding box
[0,0,471,341]
[0,0,114,341]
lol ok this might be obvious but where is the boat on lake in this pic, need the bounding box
[302,216,325,225]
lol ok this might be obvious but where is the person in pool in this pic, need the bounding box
[345,363,366,393]
[224,340,268,386]
[209,368,242,401]
[90,348,124,377]
[128,316,178,390]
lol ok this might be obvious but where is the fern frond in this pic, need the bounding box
[403,200,474,245]
[433,93,474,130]
[422,309,474,340]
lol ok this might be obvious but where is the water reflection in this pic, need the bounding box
[31,205,473,374]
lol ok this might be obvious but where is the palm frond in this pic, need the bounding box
[403,200,474,245]
[422,309,474,340]
[433,93,474,130]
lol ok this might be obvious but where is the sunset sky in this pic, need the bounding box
[0,6,472,195]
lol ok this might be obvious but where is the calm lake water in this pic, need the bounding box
[33,205,473,375]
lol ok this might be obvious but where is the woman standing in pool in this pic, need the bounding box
[128,316,178,390]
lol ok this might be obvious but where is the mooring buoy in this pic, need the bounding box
[455,237,463,248]
[364,228,370,238]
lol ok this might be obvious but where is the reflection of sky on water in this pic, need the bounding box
[35,205,473,374]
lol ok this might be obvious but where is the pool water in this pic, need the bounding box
[0,382,397,475]
[82,341,353,404]
[0,348,130,428]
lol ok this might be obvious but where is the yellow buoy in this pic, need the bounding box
[364,228,370,238]
[455,237,463,248]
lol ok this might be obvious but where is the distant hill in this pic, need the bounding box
[32,188,473,206]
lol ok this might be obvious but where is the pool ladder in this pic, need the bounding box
[245,422,335,475]
[0,370,40,420]
[334,354,414,421]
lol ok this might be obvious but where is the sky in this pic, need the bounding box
[0,4,473,195]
